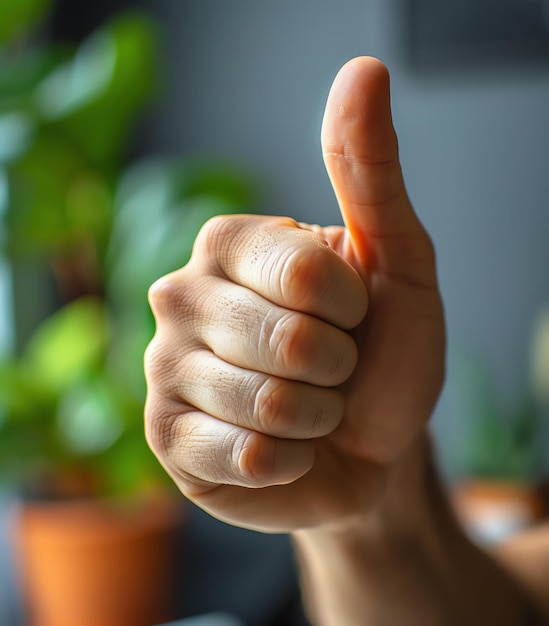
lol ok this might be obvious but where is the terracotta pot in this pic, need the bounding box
[451,480,546,544]
[11,491,186,626]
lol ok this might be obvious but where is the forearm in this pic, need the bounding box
[292,438,546,626]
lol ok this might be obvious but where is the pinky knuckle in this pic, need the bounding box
[227,429,255,478]
[144,400,180,460]
[229,429,273,484]
[144,339,179,388]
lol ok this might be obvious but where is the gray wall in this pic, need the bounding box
[145,0,549,474]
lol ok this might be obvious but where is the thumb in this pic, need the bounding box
[322,57,433,285]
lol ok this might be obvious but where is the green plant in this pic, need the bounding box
[452,312,549,484]
[0,3,254,498]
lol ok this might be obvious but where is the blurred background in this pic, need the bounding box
[1,0,549,624]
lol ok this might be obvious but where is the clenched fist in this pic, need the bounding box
[144,57,445,533]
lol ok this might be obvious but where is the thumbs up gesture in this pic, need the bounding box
[145,57,445,533]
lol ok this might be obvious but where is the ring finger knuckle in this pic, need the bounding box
[254,378,296,434]
[267,311,313,376]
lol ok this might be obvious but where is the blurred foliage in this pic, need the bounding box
[452,337,549,483]
[0,3,255,497]
[0,0,53,45]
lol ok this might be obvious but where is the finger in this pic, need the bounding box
[146,406,315,489]
[321,57,435,285]
[182,276,359,387]
[193,214,368,330]
[174,349,344,439]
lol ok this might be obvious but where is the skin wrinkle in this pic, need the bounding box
[205,288,269,367]
[309,404,325,439]
[378,264,439,294]
[233,428,276,486]
[228,426,252,480]
[254,376,286,434]
[266,229,327,286]
[195,276,358,386]
[226,298,263,338]
[238,218,334,309]
[342,186,406,213]
[278,239,367,330]
[173,348,310,439]
[176,350,232,417]
[199,215,368,330]
[144,397,173,457]
[329,351,347,378]
[171,465,215,497]
[369,272,442,313]
[282,246,333,316]
[271,310,357,386]
[149,271,215,345]
[327,172,407,220]
[200,215,253,279]
[356,226,437,291]
[144,339,181,397]
[176,414,257,487]
[171,350,202,403]
[280,246,316,310]
[238,370,267,429]
[322,152,396,169]
[154,410,189,463]
[267,310,303,376]
[265,242,297,307]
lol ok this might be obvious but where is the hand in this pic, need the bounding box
[144,57,445,533]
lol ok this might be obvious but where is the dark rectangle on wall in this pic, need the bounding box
[401,0,549,72]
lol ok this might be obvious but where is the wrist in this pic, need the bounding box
[292,433,455,624]
[294,431,443,539]
[292,433,533,626]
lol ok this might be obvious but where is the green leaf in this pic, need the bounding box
[56,377,124,456]
[35,13,158,169]
[0,0,52,45]
[97,427,170,497]
[0,113,35,163]
[24,297,108,392]
[110,158,254,293]
[173,160,256,208]
[0,46,69,110]
[0,358,56,420]
[35,30,116,120]
[6,129,90,254]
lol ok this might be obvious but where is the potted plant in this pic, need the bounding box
[0,4,254,624]
[449,311,549,544]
